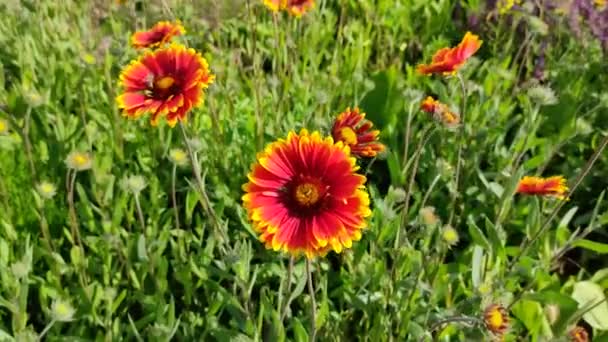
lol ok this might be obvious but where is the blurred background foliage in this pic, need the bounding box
[0,0,607,340]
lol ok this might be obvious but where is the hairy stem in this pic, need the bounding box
[447,74,468,227]
[306,259,317,342]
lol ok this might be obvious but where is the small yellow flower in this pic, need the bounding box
[65,151,93,171]
[36,181,57,200]
[420,206,439,226]
[483,304,509,336]
[0,118,8,135]
[595,0,606,10]
[441,225,459,247]
[169,148,189,166]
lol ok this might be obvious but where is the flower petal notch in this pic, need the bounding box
[516,175,569,200]
[331,107,385,158]
[417,31,482,75]
[131,20,185,49]
[116,44,215,127]
[420,96,461,128]
[242,129,372,258]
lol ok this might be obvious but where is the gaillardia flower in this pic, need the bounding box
[331,107,385,158]
[116,44,214,126]
[420,96,460,128]
[286,0,315,16]
[417,32,482,75]
[242,129,371,258]
[516,175,569,200]
[262,0,283,12]
[568,326,589,342]
[131,21,185,49]
[483,304,509,336]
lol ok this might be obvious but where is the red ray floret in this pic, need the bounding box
[331,107,385,158]
[286,0,315,16]
[131,21,185,49]
[242,129,372,258]
[417,32,482,75]
[516,175,569,200]
[116,44,214,127]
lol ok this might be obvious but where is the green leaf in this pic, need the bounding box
[467,216,491,251]
[471,245,484,289]
[572,239,608,254]
[571,281,608,330]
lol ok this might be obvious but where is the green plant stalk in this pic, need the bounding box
[171,163,180,231]
[448,74,468,227]
[178,121,227,248]
[510,133,608,270]
[279,256,295,322]
[38,319,56,341]
[246,0,265,151]
[306,259,317,342]
[133,193,146,231]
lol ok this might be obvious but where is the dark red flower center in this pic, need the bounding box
[148,75,181,99]
[284,176,329,213]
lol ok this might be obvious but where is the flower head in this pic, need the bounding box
[242,129,371,258]
[169,148,189,166]
[420,96,460,128]
[419,206,439,226]
[262,0,284,12]
[484,304,509,336]
[131,21,185,49]
[568,326,589,342]
[65,151,93,171]
[36,181,57,200]
[51,299,75,322]
[0,118,8,135]
[263,0,315,17]
[331,107,385,158]
[417,32,482,76]
[116,44,214,127]
[121,175,147,194]
[516,175,569,200]
[286,0,315,17]
[441,225,459,247]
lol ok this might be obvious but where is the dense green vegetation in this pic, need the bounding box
[0,0,607,340]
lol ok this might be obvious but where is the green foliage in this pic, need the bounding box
[0,0,607,341]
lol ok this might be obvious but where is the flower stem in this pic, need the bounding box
[447,74,468,227]
[306,259,317,342]
[178,121,227,247]
[510,133,608,270]
[171,164,180,230]
[38,319,56,341]
[280,256,295,322]
[134,193,146,231]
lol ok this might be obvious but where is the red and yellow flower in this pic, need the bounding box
[483,304,509,336]
[516,175,569,200]
[568,326,589,342]
[242,129,371,258]
[116,44,214,127]
[131,21,185,49]
[286,0,315,16]
[420,96,460,128]
[262,0,315,16]
[331,107,385,158]
[417,32,482,75]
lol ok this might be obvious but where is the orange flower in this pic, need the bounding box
[263,0,314,16]
[568,326,589,342]
[483,304,509,336]
[420,96,460,128]
[131,21,185,49]
[116,44,214,126]
[286,0,315,16]
[417,32,482,75]
[331,107,385,158]
[516,176,569,200]
[242,129,371,258]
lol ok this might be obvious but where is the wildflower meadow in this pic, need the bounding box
[1,0,608,341]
